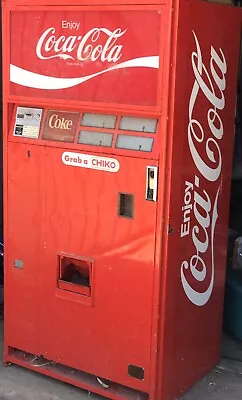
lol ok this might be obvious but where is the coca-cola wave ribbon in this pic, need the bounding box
[10,56,159,90]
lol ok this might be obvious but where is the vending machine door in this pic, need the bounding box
[6,136,158,393]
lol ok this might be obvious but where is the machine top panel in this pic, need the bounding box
[8,8,165,110]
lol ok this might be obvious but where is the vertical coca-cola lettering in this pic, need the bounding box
[192,188,211,254]
[180,31,227,306]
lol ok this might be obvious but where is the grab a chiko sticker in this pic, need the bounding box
[62,151,120,173]
[13,107,43,139]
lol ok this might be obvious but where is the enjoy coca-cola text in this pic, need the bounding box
[36,26,127,63]
[180,31,227,307]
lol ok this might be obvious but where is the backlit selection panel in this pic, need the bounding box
[11,107,159,153]
[81,113,117,129]
[119,116,158,133]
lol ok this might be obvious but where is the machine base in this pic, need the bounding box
[5,347,149,400]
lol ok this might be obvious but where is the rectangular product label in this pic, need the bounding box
[13,107,43,139]
[42,110,79,143]
[62,151,120,173]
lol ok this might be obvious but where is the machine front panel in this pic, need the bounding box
[6,105,159,392]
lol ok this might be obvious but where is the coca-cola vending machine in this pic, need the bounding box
[2,0,241,398]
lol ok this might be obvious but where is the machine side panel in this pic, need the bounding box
[157,2,241,399]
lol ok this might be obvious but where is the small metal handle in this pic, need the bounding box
[146,166,158,201]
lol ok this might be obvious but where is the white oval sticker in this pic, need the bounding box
[62,151,120,173]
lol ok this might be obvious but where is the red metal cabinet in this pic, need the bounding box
[2,0,241,399]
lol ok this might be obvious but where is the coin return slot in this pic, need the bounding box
[58,256,92,297]
[118,193,134,219]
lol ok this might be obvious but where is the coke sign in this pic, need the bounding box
[43,110,79,142]
[36,26,126,63]
[10,10,160,105]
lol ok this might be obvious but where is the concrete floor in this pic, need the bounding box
[0,316,242,400]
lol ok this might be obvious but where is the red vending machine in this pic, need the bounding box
[2,0,241,398]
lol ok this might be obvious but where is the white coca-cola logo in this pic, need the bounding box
[180,31,227,306]
[36,23,126,63]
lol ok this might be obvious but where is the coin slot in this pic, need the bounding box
[146,166,158,202]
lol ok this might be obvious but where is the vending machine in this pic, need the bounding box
[2,0,241,398]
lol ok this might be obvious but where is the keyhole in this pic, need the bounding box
[27,150,31,158]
